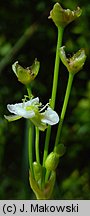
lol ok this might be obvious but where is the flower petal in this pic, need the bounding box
[41,107,59,125]
[4,115,22,122]
[7,97,39,119]
[7,104,35,119]
[24,97,39,108]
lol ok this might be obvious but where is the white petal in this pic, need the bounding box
[6,97,39,119]
[7,103,35,119]
[41,107,59,125]
[24,97,39,108]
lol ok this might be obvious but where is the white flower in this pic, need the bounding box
[4,97,59,131]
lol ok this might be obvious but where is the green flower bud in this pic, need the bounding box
[12,58,40,84]
[54,144,66,157]
[33,162,42,182]
[59,46,86,75]
[48,3,82,28]
[45,152,59,171]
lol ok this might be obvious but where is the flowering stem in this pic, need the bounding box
[43,27,63,166]
[45,170,50,183]
[35,127,40,163]
[28,121,34,178]
[54,73,74,147]
[26,84,32,98]
[51,27,64,109]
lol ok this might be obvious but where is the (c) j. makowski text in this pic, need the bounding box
[20,203,79,213]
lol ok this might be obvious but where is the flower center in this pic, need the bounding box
[26,105,38,113]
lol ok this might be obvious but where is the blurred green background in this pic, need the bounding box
[0,0,90,199]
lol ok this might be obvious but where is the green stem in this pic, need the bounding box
[43,27,63,166]
[28,121,34,178]
[26,84,32,98]
[51,27,64,109]
[42,126,51,166]
[54,73,74,148]
[35,127,40,163]
[45,170,50,183]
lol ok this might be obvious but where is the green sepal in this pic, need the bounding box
[4,115,22,122]
[29,58,40,79]
[49,3,82,28]
[12,59,40,85]
[30,114,47,131]
[45,152,59,171]
[54,144,66,157]
[59,46,86,75]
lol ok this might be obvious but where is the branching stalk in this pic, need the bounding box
[43,27,63,166]
[28,121,34,178]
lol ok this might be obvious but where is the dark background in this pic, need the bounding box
[0,0,90,199]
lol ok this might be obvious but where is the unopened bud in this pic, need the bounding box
[45,152,59,171]
[54,144,66,157]
[33,162,42,182]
